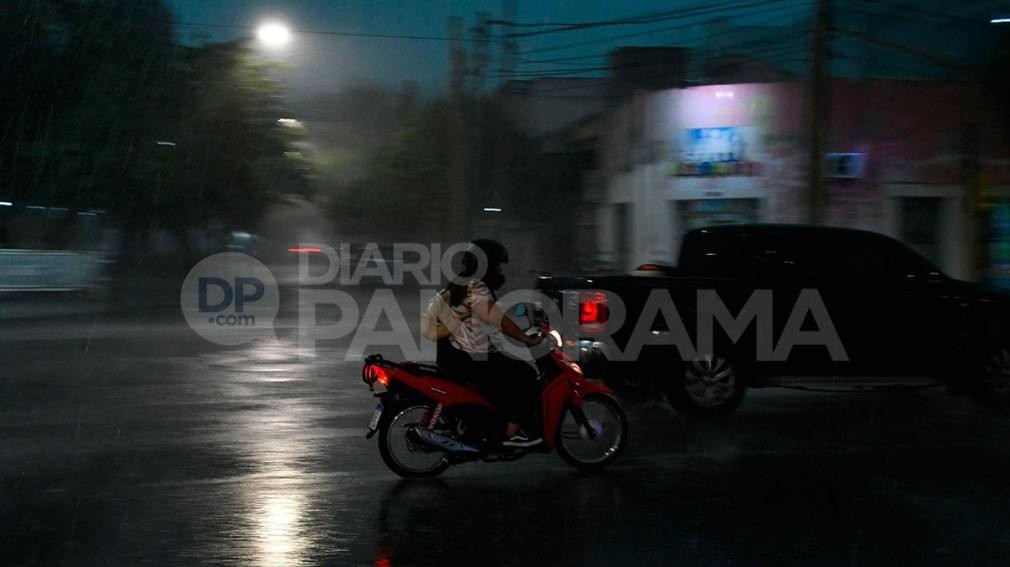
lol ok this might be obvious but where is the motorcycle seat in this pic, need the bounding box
[398,361,483,391]
[400,361,447,377]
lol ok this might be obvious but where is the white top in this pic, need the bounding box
[449,280,498,353]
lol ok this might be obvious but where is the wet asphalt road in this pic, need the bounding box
[3,287,1010,565]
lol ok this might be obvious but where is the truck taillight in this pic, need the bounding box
[579,291,608,330]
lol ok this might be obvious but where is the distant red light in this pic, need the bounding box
[288,247,322,253]
[374,547,393,567]
[579,291,609,329]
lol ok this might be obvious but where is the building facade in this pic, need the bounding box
[594,79,1010,283]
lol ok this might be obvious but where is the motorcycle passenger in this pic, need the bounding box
[437,239,544,447]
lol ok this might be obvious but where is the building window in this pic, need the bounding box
[677,198,761,232]
[899,197,942,268]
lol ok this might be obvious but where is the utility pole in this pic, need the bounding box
[448,17,466,100]
[447,17,469,242]
[500,0,518,85]
[807,0,830,225]
[471,12,491,94]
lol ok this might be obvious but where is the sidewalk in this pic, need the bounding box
[0,294,108,321]
[0,269,184,322]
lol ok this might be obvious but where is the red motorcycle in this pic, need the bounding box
[361,329,627,478]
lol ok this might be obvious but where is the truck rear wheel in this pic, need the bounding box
[667,354,745,418]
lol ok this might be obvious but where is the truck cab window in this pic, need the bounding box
[680,231,744,276]
[748,234,828,284]
[836,234,936,283]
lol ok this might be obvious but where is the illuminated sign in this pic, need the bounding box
[673,126,761,176]
[825,153,866,179]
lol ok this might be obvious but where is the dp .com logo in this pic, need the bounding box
[180,253,279,345]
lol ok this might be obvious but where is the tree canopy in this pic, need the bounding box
[0,0,312,232]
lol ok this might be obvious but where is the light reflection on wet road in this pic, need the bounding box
[3,315,1010,565]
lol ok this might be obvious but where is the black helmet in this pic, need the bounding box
[467,238,508,268]
[459,238,509,289]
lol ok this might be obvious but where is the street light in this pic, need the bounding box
[992,18,1010,24]
[257,22,291,47]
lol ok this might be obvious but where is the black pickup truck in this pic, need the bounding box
[535,224,1010,416]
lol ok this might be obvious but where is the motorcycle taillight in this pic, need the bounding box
[364,364,389,386]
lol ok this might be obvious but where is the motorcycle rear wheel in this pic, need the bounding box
[555,394,627,471]
[378,404,451,478]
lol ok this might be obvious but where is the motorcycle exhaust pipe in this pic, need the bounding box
[411,427,479,454]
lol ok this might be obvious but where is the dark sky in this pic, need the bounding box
[166,1,1006,99]
[166,0,812,98]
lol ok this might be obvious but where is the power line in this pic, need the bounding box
[503,28,810,78]
[858,0,983,26]
[832,26,966,70]
[847,6,975,29]
[493,42,811,81]
[497,1,769,39]
[505,37,958,86]
[689,34,811,57]
[175,21,492,43]
[488,66,612,79]
[829,48,961,78]
[514,57,616,71]
[488,20,590,28]
[496,61,811,98]
[513,93,610,101]
[505,0,975,75]
[519,53,611,65]
[507,2,981,79]
[521,34,812,68]
[499,79,613,95]
[517,0,805,56]
[490,3,744,30]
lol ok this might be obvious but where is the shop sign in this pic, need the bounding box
[673,126,761,176]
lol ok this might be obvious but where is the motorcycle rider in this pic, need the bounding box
[437,239,544,447]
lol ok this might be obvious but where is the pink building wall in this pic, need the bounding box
[600,78,1010,275]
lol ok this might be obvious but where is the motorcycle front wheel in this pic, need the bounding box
[555,394,627,471]
[378,404,451,478]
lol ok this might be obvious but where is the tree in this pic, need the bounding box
[0,0,176,212]
[141,41,313,231]
[0,2,313,244]
[329,97,540,242]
